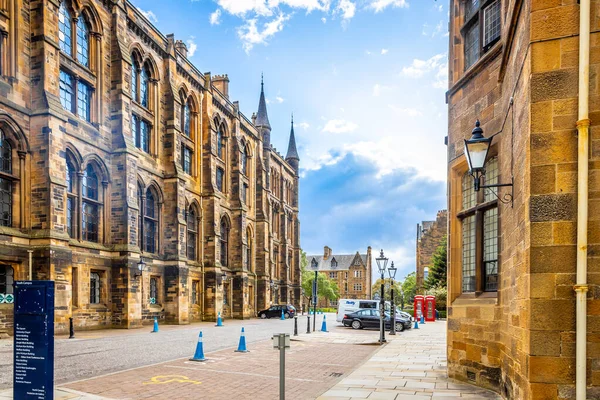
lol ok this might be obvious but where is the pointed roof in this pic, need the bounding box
[255,74,271,129]
[286,114,300,161]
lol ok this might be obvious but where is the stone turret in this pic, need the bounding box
[285,114,300,173]
[256,74,272,188]
[174,40,188,58]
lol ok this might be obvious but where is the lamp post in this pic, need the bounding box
[375,249,389,344]
[388,261,398,335]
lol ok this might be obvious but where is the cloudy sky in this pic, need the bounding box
[133,0,449,283]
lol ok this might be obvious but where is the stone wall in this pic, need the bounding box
[416,210,447,293]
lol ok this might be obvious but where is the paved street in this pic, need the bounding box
[319,321,501,399]
[0,314,331,389]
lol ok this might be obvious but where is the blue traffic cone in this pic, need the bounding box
[321,315,328,332]
[421,315,425,324]
[235,327,248,353]
[189,331,206,362]
[151,317,159,333]
[414,318,419,329]
[280,309,285,320]
[216,312,223,327]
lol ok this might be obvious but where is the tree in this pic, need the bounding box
[371,278,402,302]
[426,285,447,311]
[301,269,340,302]
[425,235,447,289]
[401,272,417,306]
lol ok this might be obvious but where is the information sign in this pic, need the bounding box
[13,281,55,400]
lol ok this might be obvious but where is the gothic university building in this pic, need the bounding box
[447,0,600,398]
[0,0,301,336]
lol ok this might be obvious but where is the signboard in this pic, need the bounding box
[13,281,55,400]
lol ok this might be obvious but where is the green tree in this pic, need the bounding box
[371,278,402,302]
[424,236,447,289]
[425,285,447,311]
[401,272,417,306]
[301,269,340,302]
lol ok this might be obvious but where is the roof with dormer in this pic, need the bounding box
[306,252,367,272]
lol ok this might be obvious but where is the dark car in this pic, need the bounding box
[258,304,296,319]
[342,309,411,331]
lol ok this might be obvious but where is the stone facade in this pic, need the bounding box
[446,0,600,398]
[0,0,301,337]
[416,210,447,294]
[306,246,372,308]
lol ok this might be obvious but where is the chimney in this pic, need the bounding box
[324,246,332,260]
[213,74,230,98]
[174,40,188,58]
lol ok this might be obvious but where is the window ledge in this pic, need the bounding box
[451,292,498,306]
[89,304,109,311]
[447,41,503,99]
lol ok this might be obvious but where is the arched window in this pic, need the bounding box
[66,158,76,237]
[131,60,138,101]
[187,206,197,260]
[137,183,143,248]
[217,128,224,158]
[245,228,252,271]
[140,66,149,108]
[81,164,99,242]
[311,258,318,269]
[241,145,248,175]
[220,217,229,267]
[0,265,13,295]
[331,258,338,268]
[58,2,72,55]
[183,100,191,137]
[0,131,11,228]
[76,17,89,67]
[144,188,157,253]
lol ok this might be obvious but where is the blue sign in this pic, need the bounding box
[13,281,55,400]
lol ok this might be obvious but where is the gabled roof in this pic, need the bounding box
[306,252,367,271]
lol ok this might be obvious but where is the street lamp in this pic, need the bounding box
[388,261,398,335]
[464,120,514,205]
[134,257,146,279]
[375,249,389,344]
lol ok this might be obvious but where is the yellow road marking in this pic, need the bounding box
[143,375,201,385]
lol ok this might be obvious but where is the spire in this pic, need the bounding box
[286,114,300,167]
[256,74,271,129]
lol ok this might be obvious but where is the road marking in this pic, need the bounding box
[143,375,201,385]
[164,365,322,382]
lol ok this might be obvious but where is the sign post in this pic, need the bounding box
[312,271,317,332]
[13,280,55,400]
[273,333,290,400]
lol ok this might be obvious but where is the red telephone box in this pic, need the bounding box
[425,295,436,322]
[414,295,425,320]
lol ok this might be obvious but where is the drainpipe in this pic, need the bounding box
[576,0,591,398]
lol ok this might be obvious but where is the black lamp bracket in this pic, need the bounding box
[481,177,514,207]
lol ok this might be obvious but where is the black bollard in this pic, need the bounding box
[69,317,75,339]
[307,315,311,334]
[294,316,298,336]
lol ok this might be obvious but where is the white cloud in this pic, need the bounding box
[138,8,158,23]
[381,48,389,55]
[321,17,327,23]
[369,0,409,13]
[186,37,198,57]
[437,4,443,12]
[276,96,285,103]
[323,119,358,133]
[297,122,310,130]
[401,53,446,78]
[372,83,391,97]
[337,0,356,20]
[365,50,372,55]
[237,13,290,53]
[210,9,222,25]
[388,105,422,117]
[215,0,331,16]
[432,62,448,89]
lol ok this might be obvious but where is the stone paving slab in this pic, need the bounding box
[317,322,502,400]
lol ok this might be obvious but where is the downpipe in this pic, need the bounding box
[576,0,591,398]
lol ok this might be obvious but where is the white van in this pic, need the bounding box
[336,299,411,323]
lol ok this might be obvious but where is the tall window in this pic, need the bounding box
[463,0,501,70]
[140,66,149,108]
[149,277,158,304]
[131,61,138,101]
[187,207,197,260]
[59,71,74,112]
[81,164,99,242]
[90,272,100,304]
[137,183,143,248]
[0,132,12,227]
[241,146,248,175]
[217,129,224,158]
[183,101,191,137]
[192,280,199,305]
[76,17,89,67]
[58,2,72,55]
[216,167,224,192]
[60,69,93,122]
[245,228,252,271]
[144,189,157,253]
[182,145,192,175]
[220,218,229,266]
[460,156,499,293]
[242,183,248,204]
[66,159,76,237]
[132,115,151,154]
[77,81,92,122]
[0,265,13,296]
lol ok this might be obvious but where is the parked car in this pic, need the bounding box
[342,309,411,331]
[258,304,296,319]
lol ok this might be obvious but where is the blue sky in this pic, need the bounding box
[132,0,449,283]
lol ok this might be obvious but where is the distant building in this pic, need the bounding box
[306,246,372,308]
[416,210,447,294]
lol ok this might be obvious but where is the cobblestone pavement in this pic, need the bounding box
[319,321,502,399]
[0,314,334,389]
[58,330,378,400]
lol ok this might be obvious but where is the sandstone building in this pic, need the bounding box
[416,210,447,294]
[447,0,600,398]
[306,246,372,308]
[0,0,301,336]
